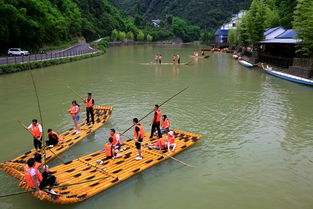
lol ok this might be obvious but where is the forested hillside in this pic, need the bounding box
[0,0,138,51]
[110,0,252,29]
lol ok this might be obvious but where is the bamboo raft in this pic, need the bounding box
[149,60,192,65]
[0,106,113,172]
[189,55,210,59]
[2,129,201,204]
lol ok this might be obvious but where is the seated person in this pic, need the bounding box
[102,137,122,161]
[24,158,56,195]
[46,129,63,147]
[161,115,170,134]
[166,131,176,152]
[147,138,166,150]
[109,129,122,148]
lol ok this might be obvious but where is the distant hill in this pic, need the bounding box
[110,0,252,30]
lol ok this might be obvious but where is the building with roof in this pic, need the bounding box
[259,27,301,68]
[214,11,245,47]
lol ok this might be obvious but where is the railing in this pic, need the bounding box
[259,54,293,68]
[0,49,96,65]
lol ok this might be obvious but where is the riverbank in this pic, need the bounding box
[0,50,103,74]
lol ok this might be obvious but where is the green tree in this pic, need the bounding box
[136,30,145,41]
[201,32,209,44]
[293,0,313,56]
[264,5,280,28]
[238,13,250,47]
[228,29,237,47]
[126,31,134,40]
[146,34,153,42]
[118,31,126,41]
[247,0,267,47]
[111,29,118,41]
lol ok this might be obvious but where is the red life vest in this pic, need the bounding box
[85,98,93,108]
[134,124,145,139]
[69,105,80,117]
[31,124,41,138]
[154,110,162,123]
[155,56,159,60]
[156,138,165,149]
[166,134,175,144]
[110,133,118,145]
[104,143,113,157]
[159,56,163,60]
[24,166,43,188]
[48,131,60,143]
[161,118,170,129]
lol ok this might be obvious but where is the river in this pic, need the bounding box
[0,45,313,209]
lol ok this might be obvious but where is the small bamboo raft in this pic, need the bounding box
[149,60,192,65]
[3,129,201,204]
[0,106,113,172]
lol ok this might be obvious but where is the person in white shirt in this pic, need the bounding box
[27,119,43,151]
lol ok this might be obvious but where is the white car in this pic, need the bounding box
[8,48,30,56]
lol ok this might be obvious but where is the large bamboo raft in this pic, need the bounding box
[0,106,113,172]
[2,129,201,204]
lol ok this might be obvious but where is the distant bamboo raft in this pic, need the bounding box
[2,129,201,204]
[149,60,192,65]
[0,106,113,171]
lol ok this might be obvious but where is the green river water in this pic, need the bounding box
[0,45,313,209]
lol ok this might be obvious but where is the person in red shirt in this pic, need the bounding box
[150,104,162,138]
[147,138,166,150]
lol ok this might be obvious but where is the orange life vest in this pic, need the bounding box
[172,56,176,60]
[159,56,163,60]
[69,105,79,117]
[85,98,93,108]
[161,118,170,129]
[156,138,165,149]
[31,124,41,138]
[134,124,145,139]
[104,143,113,157]
[24,166,43,188]
[110,133,118,145]
[166,134,175,144]
[48,131,63,143]
[155,56,159,60]
[154,110,162,123]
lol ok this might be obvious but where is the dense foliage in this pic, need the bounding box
[237,0,298,48]
[0,0,139,52]
[110,0,252,30]
[293,0,313,56]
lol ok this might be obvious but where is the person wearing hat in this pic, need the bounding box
[166,131,176,152]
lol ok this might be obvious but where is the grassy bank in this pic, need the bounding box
[0,50,104,74]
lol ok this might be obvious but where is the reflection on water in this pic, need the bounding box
[0,45,313,209]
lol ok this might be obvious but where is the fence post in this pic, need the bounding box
[46,53,47,59]
[28,55,30,62]
[14,56,16,64]
[6,57,8,65]
[41,54,43,60]
[35,54,37,61]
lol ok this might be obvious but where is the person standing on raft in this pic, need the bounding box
[155,55,159,64]
[84,93,95,125]
[177,55,181,64]
[133,118,145,160]
[150,105,162,139]
[172,55,176,64]
[159,55,163,64]
[68,100,81,134]
[27,119,43,152]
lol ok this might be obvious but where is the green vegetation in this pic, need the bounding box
[0,0,139,53]
[293,0,313,56]
[91,38,109,51]
[126,31,134,40]
[136,30,145,41]
[0,51,104,74]
[118,31,126,41]
[146,34,153,42]
[237,0,299,48]
[110,0,252,30]
[228,29,237,47]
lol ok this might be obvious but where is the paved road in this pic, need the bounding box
[0,43,98,65]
